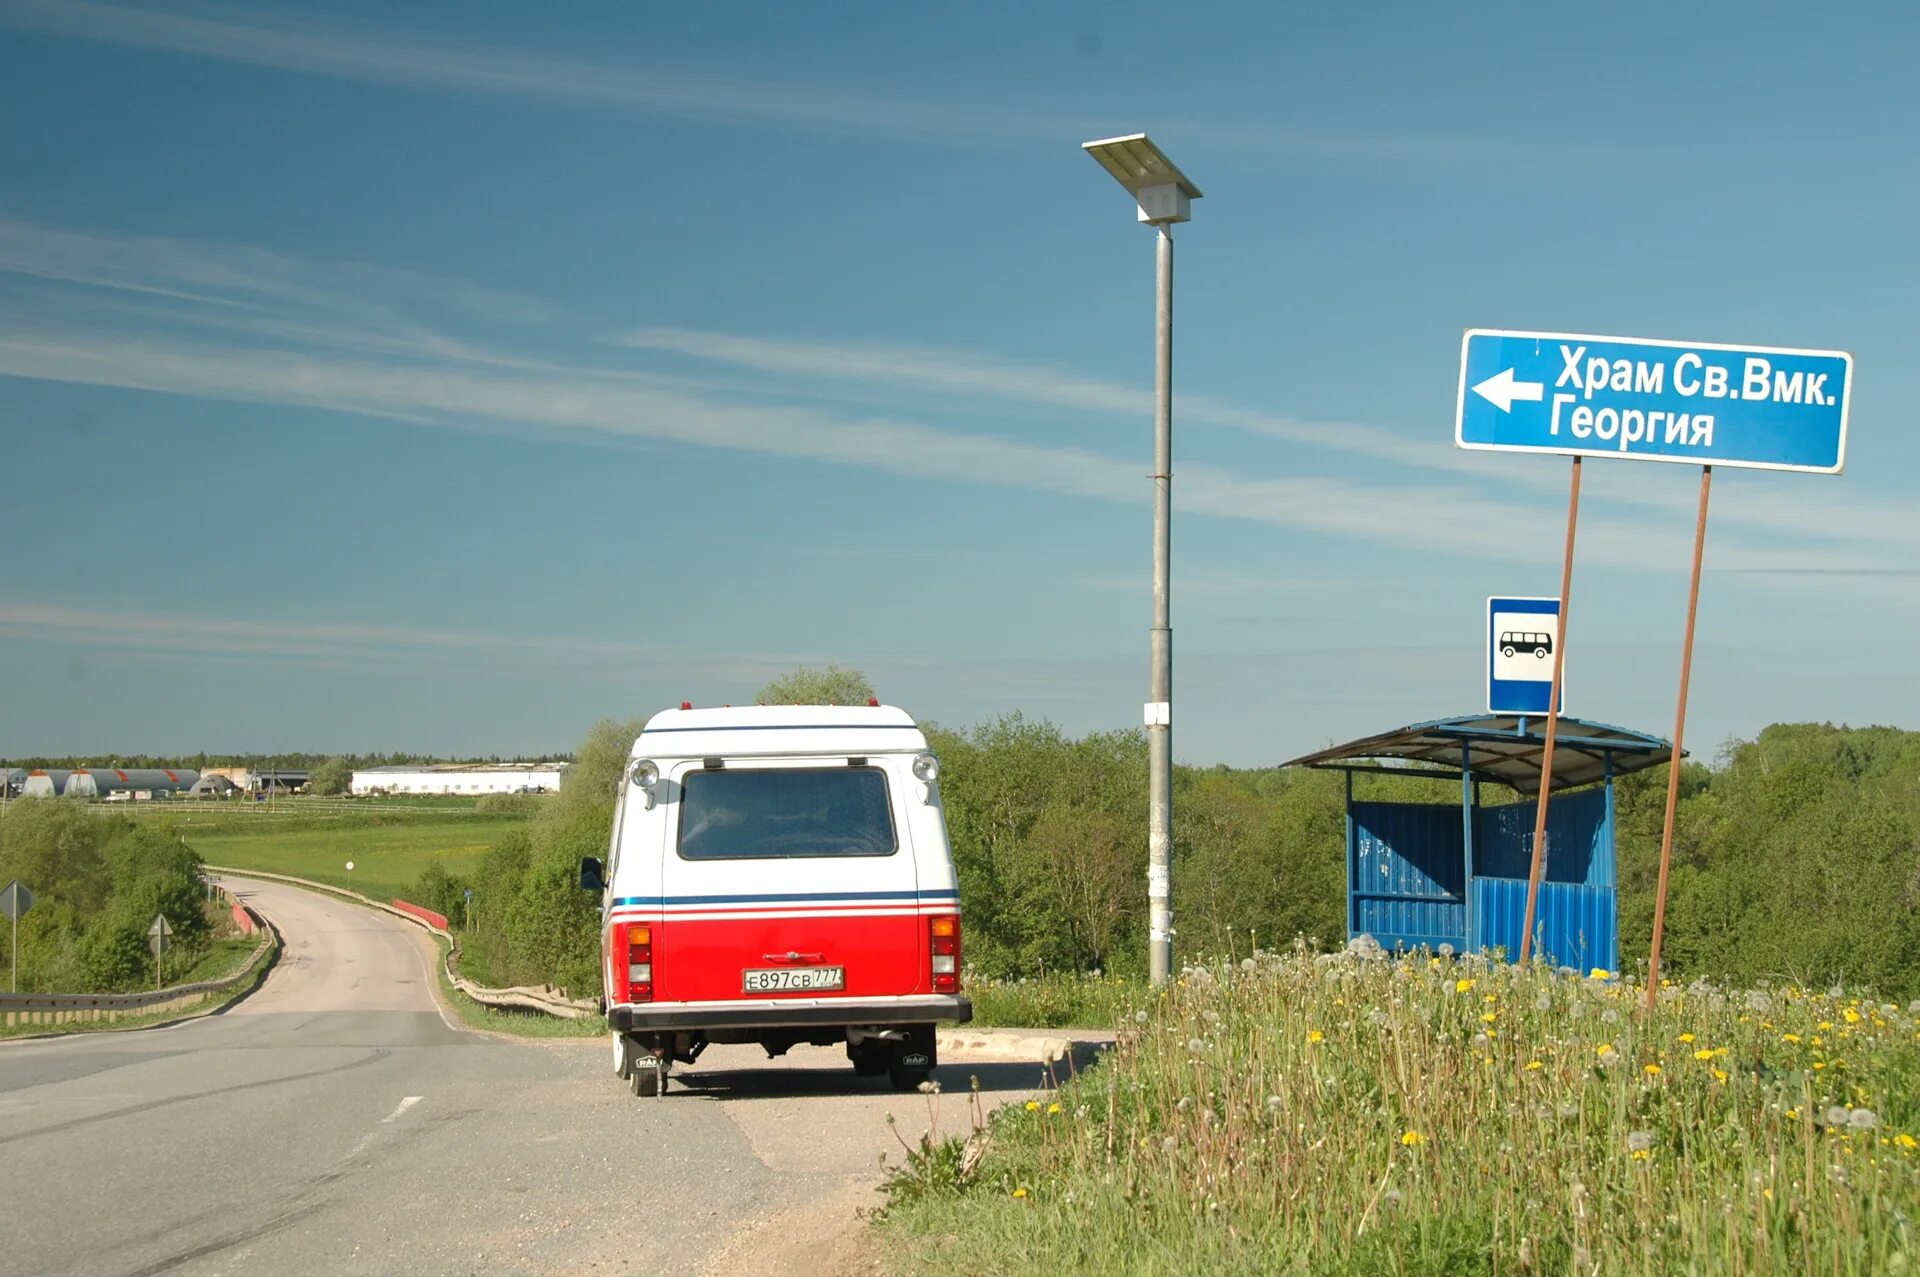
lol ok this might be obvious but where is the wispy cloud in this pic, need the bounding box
[1,216,1911,580]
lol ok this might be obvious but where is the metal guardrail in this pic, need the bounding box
[205,865,598,1020]
[0,893,278,1024]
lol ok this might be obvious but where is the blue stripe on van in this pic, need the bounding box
[612,889,957,907]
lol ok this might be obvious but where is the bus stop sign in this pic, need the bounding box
[1489,596,1563,715]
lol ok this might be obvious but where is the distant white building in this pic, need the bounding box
[351,763,570,796]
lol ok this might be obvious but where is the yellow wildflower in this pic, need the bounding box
[1895,1133,1917,1151]
[1694,1049,1715,1061]
[1455,978,1475,993]
[1678,1033,1695,1043]
[1643,1063,1662,1076]
[1782,1033,1802,1044]
[1482,1013,1498,1023]
[1525,1060,1544,1071]
[1713,1069,1729,1083]
[1844,1009,1862,1025]
[1631,1149,1651,1161]
[1401,1130,1425,1146]
[1025,1100,1041,1111]
[1047,1102,1062,1115]
[1589,968,1610,980]
[1819,1021,1833,1031]
[1307,1029,1324,1044]
[1812,1034,1825,1046]
[1012,1187,1029,1198]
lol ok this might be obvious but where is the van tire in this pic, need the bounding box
[613,1033,633,1079]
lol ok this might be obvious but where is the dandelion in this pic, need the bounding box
[1012,1187,1029,1198]
[1047,1102,1062,1115]
[1438,943,1455,957]
[1782,1033,1802,1044]
[1401,1130,1425,1146]
[1472,1033,1490,1049]
[1827,1106,1852,1128]
[1187,1038,1206,1054]
[1526,1060,1544,1071]
[1596,1042,1615,1056]
[1678,1033,1695,1043]
[1534,994,1553,1012]
[1307,1029,1324,1044]
[1850,1108,1879,1130]
[1134,1010,1149,1024]
[1161,1136,1177,1151]
[1558,1101,1580,1119]
[1694,1049,1716,1061]
[1482,1012,1498,1023]
[1713,1069,1729,1084]
[1643,1063,1662,1077]
[1895,1133,1917,1150]
[1844,1008,1862,1025]
[1177,1096,1193,1112]
[1025,1100,1041,1112]
[1597,1049,1620,1067]
[1266,1095,1284,1113]
[1601,1009,1620,1025]
[1589,968,1611,980]
[1456,978,1475,993]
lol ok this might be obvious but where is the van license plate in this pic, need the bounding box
[743,966,845,993]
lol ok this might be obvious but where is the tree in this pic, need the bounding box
[309,757,352,796]
[756,665,875,707]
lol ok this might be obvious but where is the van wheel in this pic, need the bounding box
[613,1033,632,1079]
[632,1061,663,1097]
[848,1039,890,1077]
[888,1065,931,1092]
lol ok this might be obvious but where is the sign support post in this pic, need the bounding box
[1645,466,1712,1008]
[1519,457,1582,963]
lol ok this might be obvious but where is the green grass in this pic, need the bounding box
[965,971,1143,1029]
[191,814,522,905]
[879,949,1920,1275]
[432,935,604,1039]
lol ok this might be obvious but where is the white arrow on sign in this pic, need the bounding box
[1472,367,1545,413]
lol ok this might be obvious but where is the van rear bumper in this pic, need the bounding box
[608,994,972,1033]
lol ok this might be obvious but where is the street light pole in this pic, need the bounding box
[1083,134,1202,988]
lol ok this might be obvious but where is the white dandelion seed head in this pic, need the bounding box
[1384,1188,1404,1208]
[1161,1135,1178,1151]
[1437,943,1455,957]
[1747,991,1774,1013]
[1626,1131,1654,1153]
[1826,1105,1852,1128]
[1598,1050,1621,1067]
[1266,1095,1284,1112]
[1472,1032,1491,1049]
[1134,1009,1150,1024]
[1602,1009,1621,1024]
[1186,1038,1206,1054]
[1535,994,1553,1012]
[1177,1096,1193,1111]
[1202,1110,1217,1126]
[1849,1108,1879,1130]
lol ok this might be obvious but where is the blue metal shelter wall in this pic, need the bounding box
[1349,801,1466,953]
[1472,789,1613,887]
[1346,788,1616,971]
[1471,879,1618,974]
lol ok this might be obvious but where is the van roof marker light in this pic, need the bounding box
[680,701,693,710]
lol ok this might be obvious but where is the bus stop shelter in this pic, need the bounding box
[1283,714,1675,973]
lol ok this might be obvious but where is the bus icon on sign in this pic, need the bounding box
[1500,631,1553,659]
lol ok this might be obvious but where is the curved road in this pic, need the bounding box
[0,877,1063,1276]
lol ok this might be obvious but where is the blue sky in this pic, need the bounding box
[1,0,1916,765]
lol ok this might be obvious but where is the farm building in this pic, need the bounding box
[351,763,570,796]
[62,767,200,799]
[187,773,241,798]
[19,769,74,798]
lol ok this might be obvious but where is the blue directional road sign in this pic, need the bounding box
[1489,596,1563,715]
[1457,329,1850,474]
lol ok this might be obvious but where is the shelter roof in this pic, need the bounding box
[1281,714,1675,794]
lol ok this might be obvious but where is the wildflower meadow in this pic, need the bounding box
[882,945,1920,1275]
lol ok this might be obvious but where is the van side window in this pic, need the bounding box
[677,767,898,861]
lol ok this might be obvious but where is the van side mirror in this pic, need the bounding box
[579,857,605,893]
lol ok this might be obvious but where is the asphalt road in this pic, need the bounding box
[0,877,1068,1277]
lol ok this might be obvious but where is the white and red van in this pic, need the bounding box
[581,703,971,1096]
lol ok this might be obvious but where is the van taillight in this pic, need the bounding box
[614,922,654,1003]
[930,915,960,994]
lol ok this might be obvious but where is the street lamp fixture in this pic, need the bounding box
[1082,132,1200,989]
[1082,133,1203,224]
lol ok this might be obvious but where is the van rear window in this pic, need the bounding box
[677,767,898,860]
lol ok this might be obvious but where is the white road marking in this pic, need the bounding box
[382,1095,423,1123]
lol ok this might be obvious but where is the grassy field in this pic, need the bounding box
[188,812,525,905]
[965,971,1144,1029]
[880,949,1920,1275]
